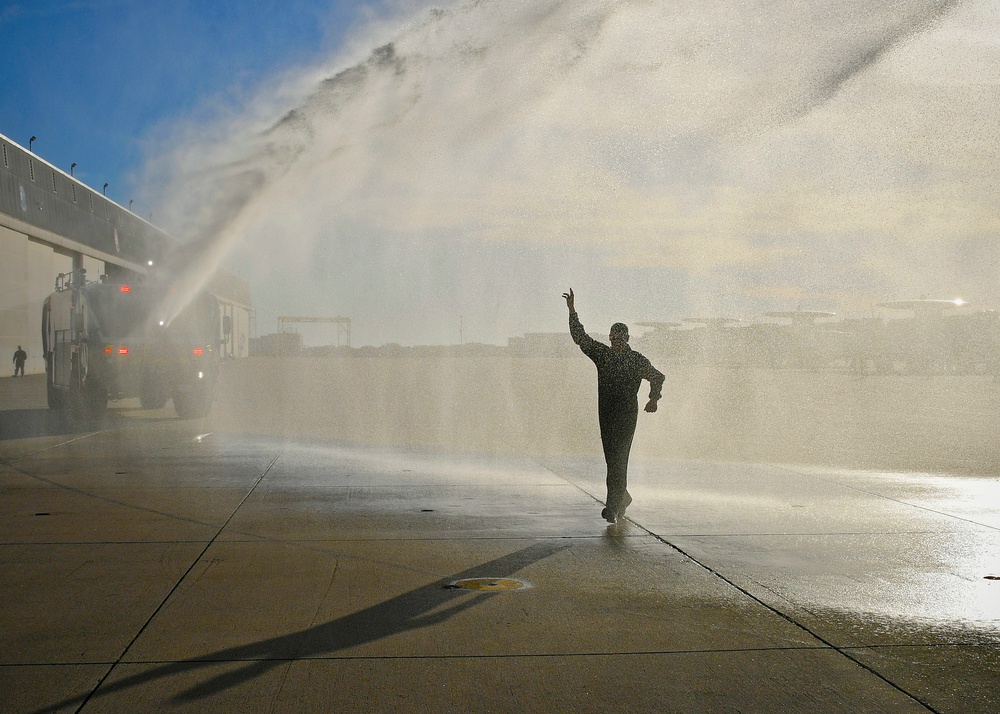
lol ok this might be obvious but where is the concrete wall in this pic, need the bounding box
[0,224,101,376]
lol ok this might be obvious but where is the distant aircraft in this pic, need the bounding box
[763,310,837,326]
[635,321,682,331]
[682,317,740,327]
[876,299,967,318]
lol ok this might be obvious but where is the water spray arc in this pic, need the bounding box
[143,0,977,347]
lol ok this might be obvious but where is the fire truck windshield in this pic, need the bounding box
[87,286,219,344]
[87,286,157,338]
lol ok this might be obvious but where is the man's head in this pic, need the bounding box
[609,323,629,351]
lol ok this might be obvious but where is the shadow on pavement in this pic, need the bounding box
[0,408,138,441]
[32,541,568,713]
[0,409,91,440]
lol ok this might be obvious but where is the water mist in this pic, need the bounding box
[140,0,1000,476]
[140,0,985,345]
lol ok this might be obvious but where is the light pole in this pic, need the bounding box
[103,183,108,196]
[70,162,76,176]
[29,136,36,151]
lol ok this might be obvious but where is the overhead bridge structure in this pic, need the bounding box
[278,316,352,348]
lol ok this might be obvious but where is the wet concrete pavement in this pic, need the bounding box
[1,375,999,712]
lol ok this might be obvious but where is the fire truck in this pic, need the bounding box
[41,269,228,419]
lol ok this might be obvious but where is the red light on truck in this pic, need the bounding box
[118,347,129,355]
[120,285,131,293]
[193,348,204,355]
[105,346,112,354]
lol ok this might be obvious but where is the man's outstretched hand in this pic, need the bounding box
[644,399,658,413]
[562,288,575,312]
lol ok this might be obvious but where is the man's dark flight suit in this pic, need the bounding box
[569,311,664,520]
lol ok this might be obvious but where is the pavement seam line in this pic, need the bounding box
[534,460,943,714]
[772,463,1000,533]
[12,640,993,669]
[638,526,943,713]
[72,438,291,714]
[0,431,101,464]
[2,461,224,530]
[3,423,266,531]
[267,559,343,714]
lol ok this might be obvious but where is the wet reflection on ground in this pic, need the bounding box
[4,362,999,711]
[596,462,1000,644]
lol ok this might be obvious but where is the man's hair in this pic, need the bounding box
[610,323,629,339]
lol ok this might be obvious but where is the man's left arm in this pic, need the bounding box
[643,360,665,413]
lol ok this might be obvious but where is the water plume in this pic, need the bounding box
[140,0,986,344]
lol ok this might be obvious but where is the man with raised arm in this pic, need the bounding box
[563,288,664,524]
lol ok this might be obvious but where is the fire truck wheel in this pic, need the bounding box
[140,389,169,410]
[77,381,108,420]
[174,391,211,419]
[47,382,65,410]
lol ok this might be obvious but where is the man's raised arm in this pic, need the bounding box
[563,288,594,350]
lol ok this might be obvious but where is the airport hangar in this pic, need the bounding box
[0,132,252,376]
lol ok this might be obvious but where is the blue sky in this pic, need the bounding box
[0,1,359,214]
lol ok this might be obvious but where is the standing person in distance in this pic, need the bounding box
[12,345,27,377]
[563,289,664,524]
